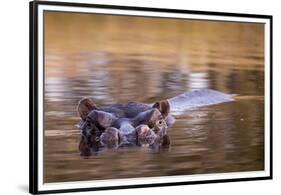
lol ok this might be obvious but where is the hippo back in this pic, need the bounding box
[168,89,235,114]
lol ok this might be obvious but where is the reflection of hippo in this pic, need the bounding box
[77,89,234,156]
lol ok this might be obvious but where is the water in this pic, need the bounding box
[44,12,264,183]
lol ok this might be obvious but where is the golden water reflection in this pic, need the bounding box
[44,12,264,183]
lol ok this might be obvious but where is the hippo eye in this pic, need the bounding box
[157,119,165,126]
[86,123,91,128]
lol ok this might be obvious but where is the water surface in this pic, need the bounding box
[44,12,264,183]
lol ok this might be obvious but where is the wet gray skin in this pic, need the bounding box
[78,89,234,155]
[168,89,235,113]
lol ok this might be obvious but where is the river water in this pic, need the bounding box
[44,12,264,183]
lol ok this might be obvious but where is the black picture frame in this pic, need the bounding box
[29,1,273,194]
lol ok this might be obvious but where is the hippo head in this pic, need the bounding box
[77,98,172,155]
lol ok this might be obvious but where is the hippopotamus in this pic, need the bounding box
[77,89,235,156]
[77,99,172,155]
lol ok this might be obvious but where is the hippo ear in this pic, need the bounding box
[77,98,97,120]
[152,100,170,118]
